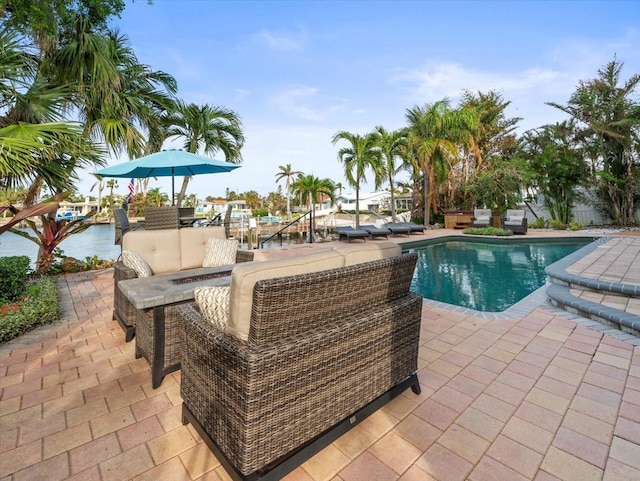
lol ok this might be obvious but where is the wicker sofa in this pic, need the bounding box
[177,242,422,480]
[113,226,253,341]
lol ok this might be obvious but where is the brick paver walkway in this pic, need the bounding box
[1,238,639,481]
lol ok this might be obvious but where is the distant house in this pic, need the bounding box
[336,191,391,213]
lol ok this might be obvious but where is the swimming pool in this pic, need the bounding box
[406,237,595,312]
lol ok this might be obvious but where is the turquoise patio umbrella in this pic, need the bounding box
[95,150,241,205]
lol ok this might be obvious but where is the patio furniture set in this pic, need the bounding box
[112,225,423,480]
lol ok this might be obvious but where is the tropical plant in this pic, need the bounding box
[547,59,640,225]
[275,163,303,216]
[145,187,169,207]
[291,174,335,240]
[372,126,408,222]
[519,122,588,224]
[332,131,381,228]
[405,99,478,224]
[166,101,245,206]
[3,192,97,274]
[0,27,105,203]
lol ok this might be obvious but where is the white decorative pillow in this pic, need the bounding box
[122,250,153,278]
[194,286,230,329]
[507,215,524,223]
[202,238,238,268]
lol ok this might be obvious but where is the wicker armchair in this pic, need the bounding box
[471,208,493,228]
[144,206,180,230]
[178,253,422,480]
[502,209,528,234]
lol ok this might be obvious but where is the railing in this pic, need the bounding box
[260,210,313,248]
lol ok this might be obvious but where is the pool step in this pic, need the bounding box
[545,241,640,337]
[546,283,640,336]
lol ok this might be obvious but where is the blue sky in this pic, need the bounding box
[79,0,640,201]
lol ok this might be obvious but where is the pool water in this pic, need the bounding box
[409,238,594,312]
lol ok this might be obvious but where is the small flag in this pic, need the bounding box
[128,179,135,202]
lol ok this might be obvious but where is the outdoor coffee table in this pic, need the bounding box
[119,265,233,388]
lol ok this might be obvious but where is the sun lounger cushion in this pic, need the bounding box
[202,238,238,268]
[122,250,153,278]
[228,250,346,341]
[194,286,230,329]
[333,241,401,266]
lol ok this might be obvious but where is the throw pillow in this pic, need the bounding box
[194,286,230,329]
[202,238,238,268]
[122,250,153,278]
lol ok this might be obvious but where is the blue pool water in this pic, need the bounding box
[408,238,594,312]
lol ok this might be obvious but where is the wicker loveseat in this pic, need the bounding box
[113,226,253,341]
[177,242,422,480]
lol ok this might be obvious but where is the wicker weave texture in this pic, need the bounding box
[178,253,421,475]
[144,207,180,230]
[136,303,188,373]
[113,261,138,331]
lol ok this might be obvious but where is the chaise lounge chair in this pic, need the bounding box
[359,224,391,239]
[335,226,369,242]
[396,221,425,234]
[501,209,528,234]
[471,209,493,228]
[383,223,412,236]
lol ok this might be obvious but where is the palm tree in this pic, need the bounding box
[167,101,245,206]
[145,187,169,207]
[405,99,478,224]
[275,163,303,216]
[49,20,178,160]
[372,126,408,222]
[331,131,381,228]
[291,174,335,242]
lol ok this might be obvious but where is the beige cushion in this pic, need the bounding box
[333,241,402,266]
[202,238,238,268]
[228,250,345,341]
[194,286,229,329]
[180,226,226,270]
[122,250,153,278]
[506,210,525,223]
[122,229,181,274]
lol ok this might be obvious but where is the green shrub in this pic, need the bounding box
[462,226,513,236]
[549,219,568,230]
[0,256,31,305]
[0,276,60,344]
[530,217,546,229]
[569,221,583,231]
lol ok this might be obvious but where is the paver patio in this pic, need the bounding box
[1,232,639,480]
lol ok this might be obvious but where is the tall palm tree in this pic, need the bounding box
[291,174,335,242]
[275,163,302,216]
[332,131,381,228]
[372,126,409,222]
[405,99,478,224]
[167,101,245,206]
[49,20,178,160]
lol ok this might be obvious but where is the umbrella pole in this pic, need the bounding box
[171,169,175,206]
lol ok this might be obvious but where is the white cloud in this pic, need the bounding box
[254,28,307,52]
[269,86,348,123]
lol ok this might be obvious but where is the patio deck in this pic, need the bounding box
[1,231,639,481]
